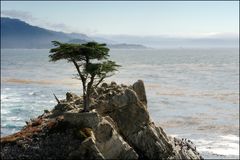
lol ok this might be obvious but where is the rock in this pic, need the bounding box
[121,84,127,88]
[168,137,203,159]
[68,137,105,160]
[1,80,203,160]
[91,88,99,98]
[101,83,108,88]
[94,118,138,159]
[66,92,79,102]
[110,94,128,108]
[65,111,138,159]
[110,81,117,86]
[74,99,82,105]
[109,88,139,108]
[44,110,49,113]
[54,103,75,112]
[132,80,147,105]
[93,80,201,159]
[128,124,173,159]
[104,92,173,159]
[64,111,100,129]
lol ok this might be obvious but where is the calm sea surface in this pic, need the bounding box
[1,48,239,159]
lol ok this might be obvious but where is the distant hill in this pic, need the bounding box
[1,17,148,49]
[1,17,91,48]
[67,39,148,49]
[67,39,88,44]
[107,43,147,49]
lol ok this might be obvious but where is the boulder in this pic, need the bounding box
[64,111,138,159]
[64,111,100,129]
[101,83,108,88]
[94,118,138,159]
[92,80,202,159]
[102,93,173,159]
[132,80,147,105]
[68,137,105,160]
[66,92,80,102]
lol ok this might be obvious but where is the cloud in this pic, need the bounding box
[1,10,100,34]
[2,10,35,21]
[1,10,77,33]
[41,21,72,33]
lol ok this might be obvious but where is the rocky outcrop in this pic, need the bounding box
[132,80,147,105]
[1,80,203,160]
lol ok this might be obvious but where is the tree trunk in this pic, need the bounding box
[84,75,95,112]
[71,59,88,112]
[83,93,88,112]
[82,84,88,112]
[84,87,91,112]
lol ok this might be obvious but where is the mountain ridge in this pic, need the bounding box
[1,17,147,49]
[1,17,92,48]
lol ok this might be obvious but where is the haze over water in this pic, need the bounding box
[1,48,239,159]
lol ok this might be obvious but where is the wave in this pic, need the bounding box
[28,92,37,96]
[169,133,239,158]
[1,95,9,100]
[220,135,239,141]
[194,135,239,157]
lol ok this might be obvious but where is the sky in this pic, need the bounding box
[1,1,239,37]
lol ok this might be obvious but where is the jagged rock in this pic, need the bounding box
[120,84,128,88]
[54,103,75,112]
[128,123,174,159]
[110,93,128,108]
[133,80,147,105]
[49,103,76,118]
[94,118,138,159]
[91,88,99,98]
[64,111,138,159]
[66,92,79,102]
[101,83,108,88]
[109,89,139,108]
[64,111,100,129]
[44,110,49,113]
[1,80,203,160]
[110,81,117,86]
[169,137,203,159]
[68,137,105,160]
[92,81,201,159]
[65,92,83,107]
[103,92,173,159]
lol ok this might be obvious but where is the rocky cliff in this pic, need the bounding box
[1,80,203,159]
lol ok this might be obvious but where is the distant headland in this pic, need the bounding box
[1,17,148,49]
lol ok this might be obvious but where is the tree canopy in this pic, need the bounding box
[49,41,120,111]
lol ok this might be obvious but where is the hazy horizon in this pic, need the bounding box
[1,1,239,48]
[1,1,239,35]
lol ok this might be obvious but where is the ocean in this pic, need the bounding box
[1,48,239,159]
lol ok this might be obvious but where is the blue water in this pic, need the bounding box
[1,48,239,159]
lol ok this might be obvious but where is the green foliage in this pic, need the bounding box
[49,41,120,111]
[49,41,84,62]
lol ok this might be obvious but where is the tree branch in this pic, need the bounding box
[53,93,60,104]
[72,58,85,83]
[94,76,105,88]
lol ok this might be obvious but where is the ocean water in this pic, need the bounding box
[1,48,239,159]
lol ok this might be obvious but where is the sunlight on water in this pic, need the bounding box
[194,134,239,158]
